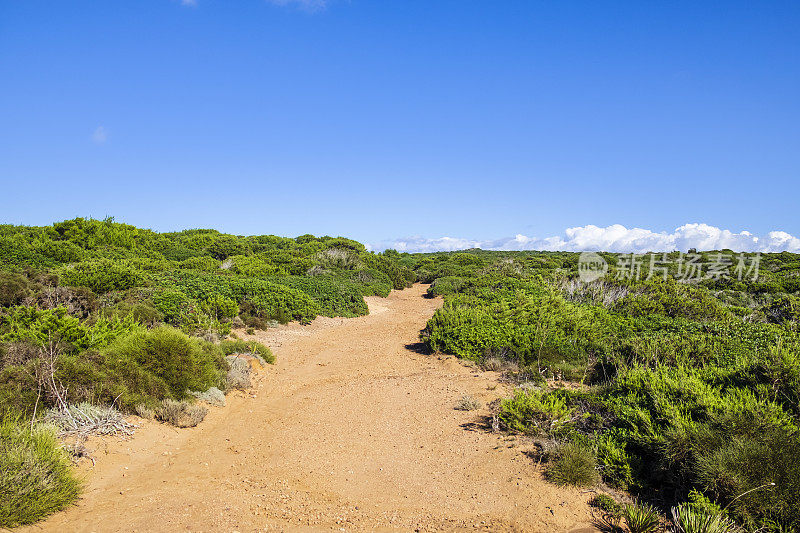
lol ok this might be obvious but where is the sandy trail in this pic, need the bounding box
[22,285,593,532]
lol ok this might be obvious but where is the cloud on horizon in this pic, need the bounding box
[372,224,800,254]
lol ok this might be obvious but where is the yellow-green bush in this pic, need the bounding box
[0,417,81,527]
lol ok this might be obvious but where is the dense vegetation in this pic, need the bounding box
[4,218,799,530]
[412,249,800,531]
[0,217,415,526]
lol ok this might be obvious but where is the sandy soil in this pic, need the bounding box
[20,284,594,532]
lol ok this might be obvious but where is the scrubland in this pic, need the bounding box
[2,218,799,532]
[418,250,800,532]
[0,218,413,527]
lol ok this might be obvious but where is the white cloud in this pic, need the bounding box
[91,126,108,145]
[374,223,800,253]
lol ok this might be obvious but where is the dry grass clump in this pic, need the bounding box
[316,248,360,270]
[43,402,134,437]
[559,278,633,307]
[481,357,503,371]
[225,355,252,390]
[454,394,482,411]
[189,387,226,407]
[134,404,155,419]
[155,399,207,428]
[306,265,333,277]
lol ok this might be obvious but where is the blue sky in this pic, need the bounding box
[1,1,798,251]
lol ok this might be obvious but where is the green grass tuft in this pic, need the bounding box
[0,417,82,527]
[544,441,599,487]
[623,502,661,533]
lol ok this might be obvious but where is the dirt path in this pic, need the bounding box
[23,285,594,532]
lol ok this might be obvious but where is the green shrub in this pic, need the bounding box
[498,389,573,435]
[103,327,226,400]
[178,256,219,271]
[103,301,163,326]
[150,288,194,323]
[316,248,360,270]
[595,433,634,490]
[686,489,726,518]
[427,276,467,297]
[270,276,368,317]
[0,272,34,307]
[0,417,82,527]
[0,307,141,351]
[363,253,415,290]
[25,286,99,318]
[200,294,239,319]
[346,269,393,297]
[544,442,599,487]
[59,259,144,293]
[228,255,283,277]
[155,270,320,324]
[589,494,622,517]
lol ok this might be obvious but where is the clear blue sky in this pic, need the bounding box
[1,1,798,247]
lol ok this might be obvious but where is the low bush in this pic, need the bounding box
[155,270,320,324]
[0,417,82,527]
[225,355,252,390]
[219,338,274,365]
[150,288,194,323]
[155,399,207,427]
[498,389,573,435]
[481,357,503,371]
[589,493,622,518]
[544,442,599,487]
[188,387,225,407]
[0,306,141,351]
[0,272,36,307]
[26,286,99,318]
[454,394,481,411]
[622,502,661,533]
[134,404,154,419]
[111,301,164,326]
[363,253,415,290]
[345,269,393,297]
[270,276,368,317]
[427,276,467,297]
[103,326,226,400]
